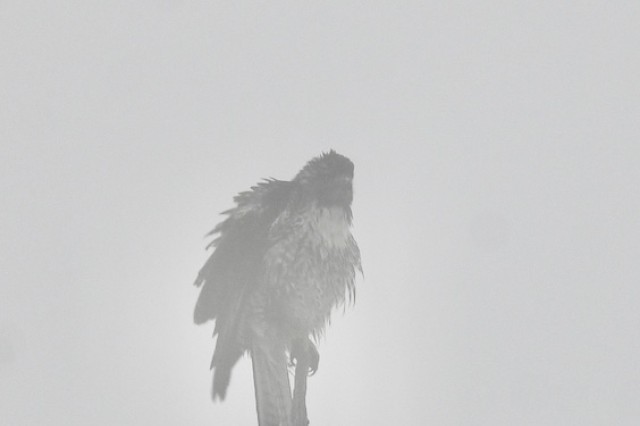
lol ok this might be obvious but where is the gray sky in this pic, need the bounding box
[1,1,639,425]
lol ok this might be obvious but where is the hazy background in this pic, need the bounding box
[2,1,639,425]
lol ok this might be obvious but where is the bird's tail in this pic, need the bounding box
[251,333,292,426]
[211,338,243,401]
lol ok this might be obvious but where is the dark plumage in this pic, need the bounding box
[193,151,361,426]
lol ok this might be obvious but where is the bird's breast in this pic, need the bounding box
[304,206,351,250]
[262,205,359,336]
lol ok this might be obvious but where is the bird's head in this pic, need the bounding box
[294,150,354,209]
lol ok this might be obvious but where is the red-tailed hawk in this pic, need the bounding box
[194,151,361,426]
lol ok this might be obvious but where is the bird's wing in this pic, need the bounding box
[193,178,293,399]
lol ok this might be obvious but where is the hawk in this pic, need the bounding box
[193,151,361,426]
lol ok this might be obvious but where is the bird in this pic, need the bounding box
[193,150,361,426]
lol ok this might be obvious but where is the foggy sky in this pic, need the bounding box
[1,1,639,425]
